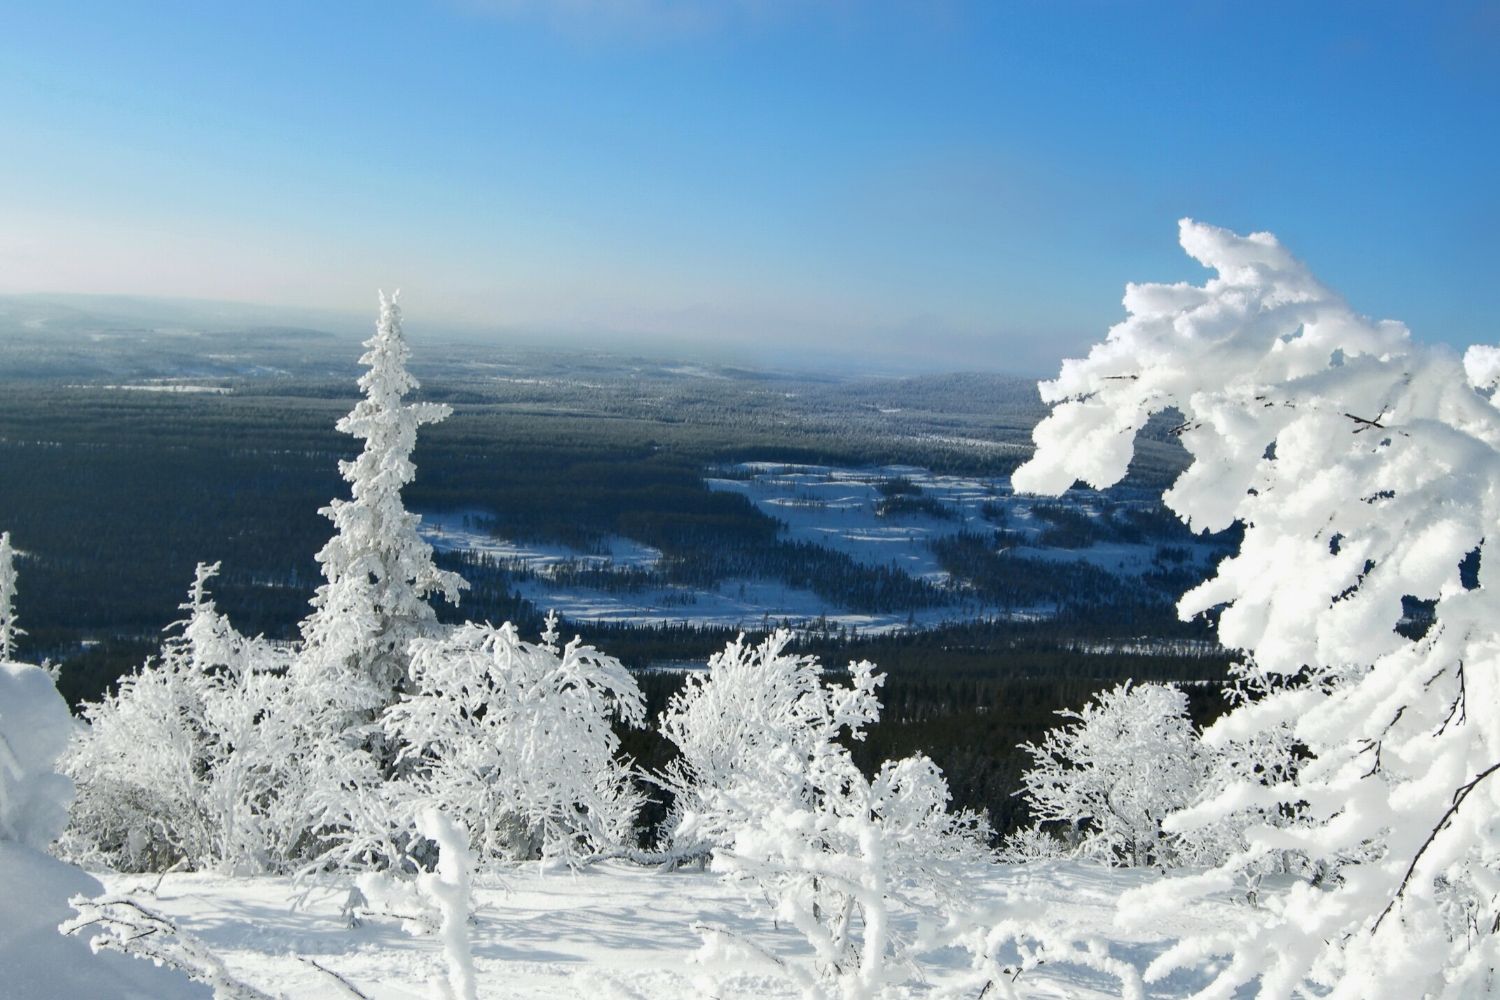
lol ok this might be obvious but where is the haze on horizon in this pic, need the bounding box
[1,1,1496,375]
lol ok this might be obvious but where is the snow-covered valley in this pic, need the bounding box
[418,463,1222,634]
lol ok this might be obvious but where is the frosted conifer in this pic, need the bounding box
[1017,219,1500,998]
[0,532,23,662]
[298,292,466,707]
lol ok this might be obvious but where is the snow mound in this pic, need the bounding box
[0,661,210,999]
[0,843,211,1000]
[0,660,75,849]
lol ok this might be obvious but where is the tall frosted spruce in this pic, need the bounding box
[298,292,466,710]
[0,531,22,661]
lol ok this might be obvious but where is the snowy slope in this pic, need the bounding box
[0,661,209,1000]
[0,844,213,1000]
[99,861,1249,999]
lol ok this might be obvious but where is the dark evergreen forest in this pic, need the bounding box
[0,367,1227,835]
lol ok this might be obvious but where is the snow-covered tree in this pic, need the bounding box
[375,619,646,869]
[1015,218,1500,997]
[63,564,290,872]
[1013,681,1206,868]
[267,293,470,869]
[659,630,885,862]
[0,531,23,662]
[668,632,989,998]
[296,290,466,711]
[1169,665,1308,874]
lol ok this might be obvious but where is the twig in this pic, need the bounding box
[1374,760,1500,932]
[1437,660,1468,735]
[1344,411,1386,432]
[296,956,371,999]
[135,857,188,896]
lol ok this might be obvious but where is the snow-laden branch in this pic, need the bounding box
[60,894,277,1000]
[1017,219,1500,998]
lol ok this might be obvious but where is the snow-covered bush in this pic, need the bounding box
[0,531,23,662]
[668,632,990,998]
[1016,218,1500,997]
[379,618,646,868]
[996,824,1069,864]
[1170,666,1309,873]
[1013,681,1206,868]
[63,564,291,872]
[659,630,884,861]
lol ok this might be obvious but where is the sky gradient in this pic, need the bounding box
[1,1,1496,373]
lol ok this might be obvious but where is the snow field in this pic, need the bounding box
[101,861,1247,999]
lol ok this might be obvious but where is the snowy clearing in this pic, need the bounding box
[99,861,1247,999]
[419,510,662,572]
[415,463,1219,633]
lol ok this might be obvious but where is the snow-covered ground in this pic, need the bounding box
[707,462,1188,581]
[418,508,969,632]
[99,861,1248,999]
[707,462,1000,583]
[419,510,662,573]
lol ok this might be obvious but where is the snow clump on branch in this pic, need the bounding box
[1016,218,1500,998]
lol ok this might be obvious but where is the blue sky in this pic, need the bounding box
[1,1,1495,373]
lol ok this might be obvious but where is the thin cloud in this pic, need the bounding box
[449,0,805,41]
[447,0,955,44]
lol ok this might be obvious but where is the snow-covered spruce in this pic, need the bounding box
[1015,218,1500,998]
[292,289,467,729]
[666,631,990,998]
[1011,681,1207,868]
[269,291,472,872]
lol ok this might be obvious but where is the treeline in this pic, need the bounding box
[616,621,1233,837]
[930,530,1199,621]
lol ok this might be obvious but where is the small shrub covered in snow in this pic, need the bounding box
[1014,681,1206,868]
[667,631,991,998]
[381,617,646,868]
[63,564,291,872]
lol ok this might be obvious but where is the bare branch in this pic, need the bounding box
[1373,760,1500,932]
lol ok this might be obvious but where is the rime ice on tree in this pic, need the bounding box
[299,291,467,707]
[1015,681,1206,868]
[0,531,24,662]
[1016,219,1500,999]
